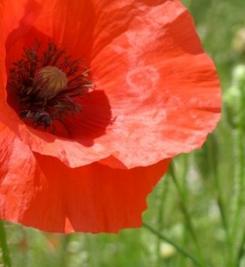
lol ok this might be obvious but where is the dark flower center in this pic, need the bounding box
[34,66,68,99]
[7,42,93,131]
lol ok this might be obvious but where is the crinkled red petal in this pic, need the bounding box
[0,125,170,233]
[1,0,221,169]
[90,0,221,168]
[1,0,113,167]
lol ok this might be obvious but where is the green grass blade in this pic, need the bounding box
[0,222,11,267]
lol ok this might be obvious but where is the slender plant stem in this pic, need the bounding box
[59,234,72,267]
[236,230,245,267]
[169,164,209,267]
[143,222,205,267]
[231,81,245,263]
[0,222,11,267]
[156,177,169,265]
[179,156,191,267]
[238,83,245,266]
[206,137,233,267]
[207,138,228,230]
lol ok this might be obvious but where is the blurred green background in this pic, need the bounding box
[1,0,245,266]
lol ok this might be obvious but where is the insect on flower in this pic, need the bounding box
[0,0,221,233]
[20,110,53,128]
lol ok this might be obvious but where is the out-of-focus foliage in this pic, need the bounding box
[1,1,245,267]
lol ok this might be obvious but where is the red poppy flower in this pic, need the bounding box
[0,0,221,233]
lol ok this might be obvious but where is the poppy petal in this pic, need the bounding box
[0,136,170,232]
[1,0,221,170]
[0,123,66,230]
[2,0,94,60]
[90,0,221,168]
[34,155,170,233]
[1,0,114,167]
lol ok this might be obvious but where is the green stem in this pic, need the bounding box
[207,138,228,229]
[169,164,210,267]
[236,230,245,267]
[59,234,72,267]
[231,130,245,237]
[156,177,170,265]
[231,84,245,261]
[206,137,233,266]
[169,165,197,243]
[0,222,11,267]
[143,222,205,267]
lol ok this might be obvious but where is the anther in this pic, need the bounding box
[34,66,68,99]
